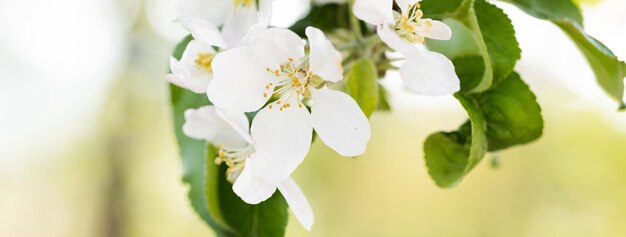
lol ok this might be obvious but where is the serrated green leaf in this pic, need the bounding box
[475,72,544,151]
[503,0,625,110]
[217,165,289,237]
[472,0,520,86]
[424,70,543,187]
[347,59,379,117]
[424,132,471,188]
[424,94,487,188]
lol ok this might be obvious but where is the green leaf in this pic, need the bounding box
[171,79,234,235]
[555,21,626,110]
[426,19,480,60]
[502,0,625,109]
[347,59,379,117]
[217,164,289,237]
[377,83,392,112]
[421,0,464,19]
[423,0,521,93]
[290,3,350,37]
[424,94,487,188]
[423,132,471,188]
[452,56,485,92]
[502,0,583,25]
[170,35,234,236]
[475,72,544,151]
[424,72,543,188]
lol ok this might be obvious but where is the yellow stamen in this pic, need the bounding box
[195,53,216,73]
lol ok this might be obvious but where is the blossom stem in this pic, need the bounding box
[348,0,364,41]
[336,34,381,51]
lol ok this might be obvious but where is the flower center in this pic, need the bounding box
[392,3,434,44]
[215,144,255,183]
[233,0,254,9]
[264,58,324,111]
[195,53,216,74]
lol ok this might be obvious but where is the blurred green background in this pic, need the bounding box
[1,0,625,236]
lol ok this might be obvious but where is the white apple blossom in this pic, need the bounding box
[166,0,272,93]
[183,105,315,231]
[353,0,460,96]
[208,26,371,187]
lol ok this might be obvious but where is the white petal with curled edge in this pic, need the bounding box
[310,87,371,157]
[233,157,277,204]
[177,0,233,26]
[216,108,253,144]
[208,46,275,113]
[221,7,258,48]
[425,20,452,41]
[182,19,228,49]
[395,0,421,13]
[278,178,314,231]
[353,0,395,25]
[251,28,305,65]
[400,50,460,96]
[250,104,313,185]
[166,56,210,94]
[182,106,249,147]
[305,27,343,82]
[377,24,416,56]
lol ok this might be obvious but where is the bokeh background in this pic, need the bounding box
[1,0,625,236]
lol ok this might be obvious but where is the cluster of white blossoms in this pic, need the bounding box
[354,0,460,95]
[167,0,459,231]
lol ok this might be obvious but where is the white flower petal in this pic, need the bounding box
[233,157,277,204]
[180,40,217,80]
[257,0,273,28]
[182,106,249,147]
[180,40,217,64]
[310,87,371,157]
[216,108,253,144]
[305,27,343,82]
[208,46,275,113]
[182,19,228,48]
[250,105,313,185]
[353,0,395,25]
[425,20,452,40]
[278,178,314,231]
[251,28,305,65]
[377,24,416,56]
[167,55,210,94]
[399,50,460,96]
[177,0,233,26]
[221,7,258,48]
